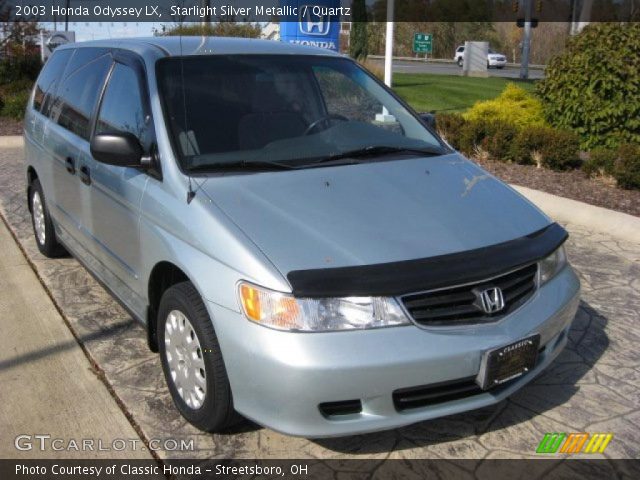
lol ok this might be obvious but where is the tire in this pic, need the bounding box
[29,178,67,258]
[457,58,463,67]
[497,66,505,70]
[158,281,239,432]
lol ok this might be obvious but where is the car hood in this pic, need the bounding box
[199,153,550,278]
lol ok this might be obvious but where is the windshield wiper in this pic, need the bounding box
[310,145,443,165]
[187,160,297,172]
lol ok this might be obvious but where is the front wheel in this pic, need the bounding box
[457,58,463,67]
[158,281,239,432]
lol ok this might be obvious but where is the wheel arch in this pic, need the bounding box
[146,261,190,352]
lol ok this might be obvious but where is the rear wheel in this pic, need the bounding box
[29,178,67,258]
[158,281,239,432]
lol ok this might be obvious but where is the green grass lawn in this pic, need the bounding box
[393,73,537,113]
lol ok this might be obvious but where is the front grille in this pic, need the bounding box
[401,263,538,327]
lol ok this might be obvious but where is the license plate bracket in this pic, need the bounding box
[476,334,540,390]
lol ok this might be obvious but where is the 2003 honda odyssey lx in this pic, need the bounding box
[24,37,580,437]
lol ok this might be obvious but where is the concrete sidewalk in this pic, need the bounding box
[0,220,152,459]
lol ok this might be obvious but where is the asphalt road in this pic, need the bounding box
[369,58,546,79]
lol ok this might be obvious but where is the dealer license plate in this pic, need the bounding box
[477,334,540,390]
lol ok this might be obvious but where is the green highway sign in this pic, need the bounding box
[413,33,432,54]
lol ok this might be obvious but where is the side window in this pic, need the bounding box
[96,63,149,148]
[63,48,110,78]
[52,54,111,140]
[33,49,73,113]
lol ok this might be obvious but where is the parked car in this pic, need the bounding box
[24,37,580,438]
[455,45,508,68]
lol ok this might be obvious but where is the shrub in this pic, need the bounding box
[458,118,495,156]
[614,144,640,190]
[463,83,547,129]
[1,90,30,120]
[536,23,640,150]
[539,129,581,171]
[3,78,33,94]
[0,54,40,85]
[509,126,580,170]
[583,148,617,178]
[457,118,518,161]
[510,126,551,165]
[434,112,466,150]
[481,121,518,161]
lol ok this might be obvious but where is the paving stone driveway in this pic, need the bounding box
[1,144,639,461]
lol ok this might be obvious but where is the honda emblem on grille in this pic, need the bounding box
[478,287,505,314]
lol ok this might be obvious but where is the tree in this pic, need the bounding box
[349,0,368,60]
[0,3,39,55]
[159,22,262,38]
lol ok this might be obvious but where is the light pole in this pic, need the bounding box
[384,0,394,87]
[519,0,532,80]
[65,0,70,31]
[202,0,211,27]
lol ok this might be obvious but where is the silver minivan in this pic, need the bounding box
[24,37,580,438]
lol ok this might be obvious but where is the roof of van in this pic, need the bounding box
[58,36,343,58]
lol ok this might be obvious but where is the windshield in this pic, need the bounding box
[156,55,446,172]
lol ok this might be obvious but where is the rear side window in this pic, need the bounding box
[64,48,110,78]
[33,49,73,113]
[96,63,150,147]
[51,54,111,140]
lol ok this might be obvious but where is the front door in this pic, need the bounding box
[79,53,155,317]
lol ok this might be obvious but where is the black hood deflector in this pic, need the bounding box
[287,223,568,298]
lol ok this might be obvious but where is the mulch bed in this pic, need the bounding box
[474,158,640,218]
[0,118,23,136]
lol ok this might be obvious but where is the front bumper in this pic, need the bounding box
[208,265,580,438]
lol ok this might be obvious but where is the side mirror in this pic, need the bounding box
[90,132,146,167]
[419,113,437,130]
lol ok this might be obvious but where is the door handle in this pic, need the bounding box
[79,165,91,186]
[65,157,75,174]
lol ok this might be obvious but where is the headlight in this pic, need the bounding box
[238,282,410,331]
[538,246,567,285]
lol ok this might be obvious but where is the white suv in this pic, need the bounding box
[455,45,507,69]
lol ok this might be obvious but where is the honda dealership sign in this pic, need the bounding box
[279,0,341,51]
[40,31,76,61]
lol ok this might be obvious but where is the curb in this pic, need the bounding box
[512,185,640,245]
[0,135,23,148]
[367,55,546,70]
